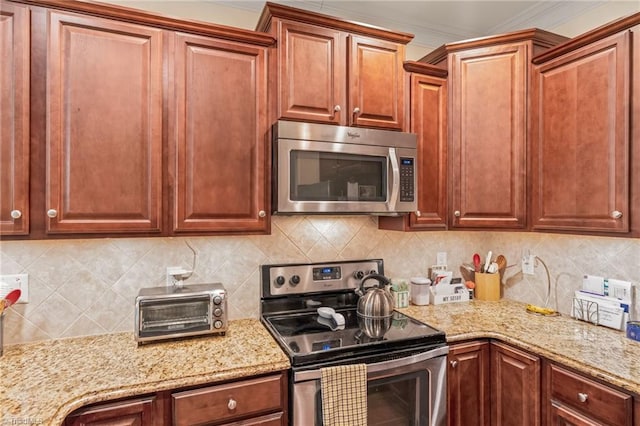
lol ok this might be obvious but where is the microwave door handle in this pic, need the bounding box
[388,148,400,209]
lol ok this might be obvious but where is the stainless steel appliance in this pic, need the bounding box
[260,259,448,425]
[272,120,418,215]
[135,283,227,343]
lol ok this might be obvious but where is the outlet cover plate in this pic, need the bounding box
[522,255,535,275]
[0,273,29,303]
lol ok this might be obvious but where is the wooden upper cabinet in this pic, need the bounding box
[46,10,163,234]
[449,42,528,229]
[170,32,269,233]
[258,2,412,130]
[0,2,30,235]
[531,31,631,233]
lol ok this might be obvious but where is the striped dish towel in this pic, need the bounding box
[320,363,368,426]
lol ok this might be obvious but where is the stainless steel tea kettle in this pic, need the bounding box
[356,274,394,318]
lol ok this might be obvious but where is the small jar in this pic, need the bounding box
[410,277,431,305]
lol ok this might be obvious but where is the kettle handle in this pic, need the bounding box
[358,274,391,293]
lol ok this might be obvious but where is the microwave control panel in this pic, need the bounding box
[399,157,415,202]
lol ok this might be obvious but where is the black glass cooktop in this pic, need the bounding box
[262,308,446,367]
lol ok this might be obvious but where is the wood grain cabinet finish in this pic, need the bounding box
[65,395,159,426]
[46,10,163,234]
[542,362,633,426]
[491,341,541,426]
[379,62,448,231]
[530,31,631,233]
[170,32,269,233]
[259,3,410,130]
[448,42,528,229]
[0,2,30,235]
[448,340,491,426]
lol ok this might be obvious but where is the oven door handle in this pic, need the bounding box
[294,345,449,381]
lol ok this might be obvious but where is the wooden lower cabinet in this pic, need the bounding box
[447,340,491,426]
[491,341,540,426]
[542,361,633,426]
[65,395,160,426]
[65,372,288,426]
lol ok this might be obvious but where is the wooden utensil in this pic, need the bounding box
[496,255,507,281]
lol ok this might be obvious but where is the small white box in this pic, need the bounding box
[429,285,470,305]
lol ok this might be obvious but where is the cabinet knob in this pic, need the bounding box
[333,105,341,113]
[227,398,237,411]
[450,360,458,368]
[258,210,266,218]
[454,210,461,217]
[611,210,623,219]
[10,210,22,219]
[353,107,361,115]
[47,209,58,218]
[577,392,588,403]
[415,210,421,217]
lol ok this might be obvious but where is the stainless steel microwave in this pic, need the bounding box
[272,120,418,215]
[135,283,227,344]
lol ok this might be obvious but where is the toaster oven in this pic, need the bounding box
[135,283,227,343]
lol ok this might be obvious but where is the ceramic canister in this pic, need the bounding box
[410,277,431,305]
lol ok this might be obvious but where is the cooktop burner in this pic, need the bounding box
[260,259,446,368]
[262,307,445,367]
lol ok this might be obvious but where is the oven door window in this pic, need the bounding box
[313,370,429,425]
[290,150,387,202]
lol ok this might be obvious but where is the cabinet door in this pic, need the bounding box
[0,2,30,235]
[349,36,405,130]
[491,341,540,426]
[277,20,345,124]
[46,11,163,234]
[171,33,269,233]
[531,31,630,233]
[449,43,527,228]
[448,341,490,426]
[65,396,158,426]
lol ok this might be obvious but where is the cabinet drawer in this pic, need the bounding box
[172,374,283,426]
[548,364,632,426]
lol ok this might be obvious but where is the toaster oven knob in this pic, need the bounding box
[213,308,223,317]
[275,275,285,286]
[353,270,364,280]
[290,275,301,286]
[214,320,224,329]
[213,295,222,305]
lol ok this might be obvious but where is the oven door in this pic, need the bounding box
[291,345,448,426]
[275,138,416,214]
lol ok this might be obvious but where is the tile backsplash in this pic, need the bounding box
[1,216,638,344]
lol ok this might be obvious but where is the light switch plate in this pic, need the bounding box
[0,273,29,303]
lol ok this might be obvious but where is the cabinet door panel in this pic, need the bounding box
[0,3,30,235]
[47,11,163,233]
[450,43,527,228]
[531,31,630,232]
[278,21,344,124]
[349,36,404,130]
[65,396,157,426]
[172,33,268,232]
[448,341,490,426]
[491,342,540,426]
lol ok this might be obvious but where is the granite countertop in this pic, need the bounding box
[2,301,639,426]
[0,319,290,426]
[398,300,640,394]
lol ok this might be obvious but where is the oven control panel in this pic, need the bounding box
[261,259,383,297]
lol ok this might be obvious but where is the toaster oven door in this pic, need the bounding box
[137,295,211,340]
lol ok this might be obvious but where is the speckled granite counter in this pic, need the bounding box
[0,319,289,426]
[398,300,640,394]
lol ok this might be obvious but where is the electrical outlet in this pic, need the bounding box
[522,255,535,275]
[166,267,190,286]
[436,251,447,266]
[0,273,29,303]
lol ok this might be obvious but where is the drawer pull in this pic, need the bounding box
[227,398,237,411]
[577,392,588,403]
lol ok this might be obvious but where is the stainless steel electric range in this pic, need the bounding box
[260,259,448,426]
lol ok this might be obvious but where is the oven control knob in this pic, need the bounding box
[275,275,285,286]
[353,270,365,280]
[214,320,224,329]
[213,308,223,317]
[213,295,222,305]
[290,275,301,285]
